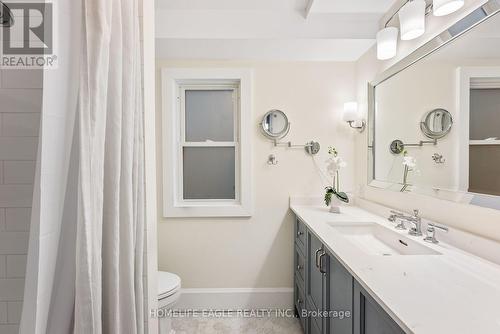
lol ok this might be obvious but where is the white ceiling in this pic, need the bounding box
[155,0,396,13]
[156,39,376,62]
[155,0,307,11]
[155,0,399,61]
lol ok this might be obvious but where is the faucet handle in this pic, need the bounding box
[413,209,420,217]
[388,210,399,221]
[424,223,448,244]
[428,223,448,232]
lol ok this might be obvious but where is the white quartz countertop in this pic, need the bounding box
[290,201,500,334]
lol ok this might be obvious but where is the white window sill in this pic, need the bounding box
[163,203,252,218]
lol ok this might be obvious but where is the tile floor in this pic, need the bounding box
[171,314,303,334]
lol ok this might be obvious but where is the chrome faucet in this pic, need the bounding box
[388,209,422,236]
[406,210,423,236]
[424,223,449,244]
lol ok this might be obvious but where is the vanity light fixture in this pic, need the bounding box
[433,0,464,16]
[399,0,426,40]
[377,27,399,60]
[376,0,465,60]
[342,102,365,133]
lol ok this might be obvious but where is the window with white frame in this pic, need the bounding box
[162,69,253,217]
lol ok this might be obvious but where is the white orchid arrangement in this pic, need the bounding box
[324,147,349,206]
[401,150,416,192]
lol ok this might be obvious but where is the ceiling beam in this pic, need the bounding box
[304,0,315,19]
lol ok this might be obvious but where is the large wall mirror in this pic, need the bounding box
[368,1,500,210]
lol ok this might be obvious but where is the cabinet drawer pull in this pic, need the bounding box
[315,248,322,268]
[319,251,327,274]
[297,264,303,271]
[297,231,304,237]
[297,299,302,305]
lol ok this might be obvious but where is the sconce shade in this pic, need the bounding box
[377,27,398,60]
[399,0,426,40]
[342,102,359,122]
[433,0,464,16]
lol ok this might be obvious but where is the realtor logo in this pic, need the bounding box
[1,1,57,68]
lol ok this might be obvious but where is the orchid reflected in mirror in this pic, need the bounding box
[401,151,417,192]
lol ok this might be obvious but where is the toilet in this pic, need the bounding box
[157,271,181,334]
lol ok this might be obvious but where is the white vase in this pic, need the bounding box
[329,196,342,214]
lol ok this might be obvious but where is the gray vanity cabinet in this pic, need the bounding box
[353,281,405,334]
[294,215,405,334]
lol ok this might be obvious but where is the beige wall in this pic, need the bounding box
[355,1,500,243]
[156,60,357,288]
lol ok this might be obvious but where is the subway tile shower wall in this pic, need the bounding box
[0,69,41,334]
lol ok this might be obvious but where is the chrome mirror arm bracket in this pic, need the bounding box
[347,120,366,133]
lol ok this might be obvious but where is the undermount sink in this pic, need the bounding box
[327,222,441,256]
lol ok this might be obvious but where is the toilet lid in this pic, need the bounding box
[158,271,181,299]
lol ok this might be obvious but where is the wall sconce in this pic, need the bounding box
[342,102,365,132]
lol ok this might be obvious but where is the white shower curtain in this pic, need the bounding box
[20,0,145,332]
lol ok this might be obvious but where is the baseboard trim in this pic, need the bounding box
[174,288,294,310]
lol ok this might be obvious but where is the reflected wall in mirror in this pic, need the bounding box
[369,6,500,210]
[260,109,290,139]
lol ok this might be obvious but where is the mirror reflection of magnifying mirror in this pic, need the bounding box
[420,109,453,139]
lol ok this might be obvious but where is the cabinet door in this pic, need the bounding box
[310,312,322,334]
[327,254,353,334]
[353,281,405,334]
[307,231,328,333]
[307,231,324,310]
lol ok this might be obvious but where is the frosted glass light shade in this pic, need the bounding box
[399,0,426,40]
[342,102,359,122]
[376,27,398,60]
[433,0,464,16]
